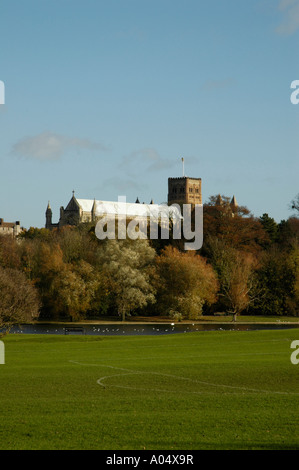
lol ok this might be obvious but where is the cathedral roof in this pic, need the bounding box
[76,199,95,212]
[76,198,182,220]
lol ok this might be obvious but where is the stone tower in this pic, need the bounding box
[168,177,202,207]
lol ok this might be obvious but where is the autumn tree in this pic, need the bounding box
[221,252,258,321]
[25,239,106,320]
[30,242,66,318]
[203,195,269,254]
[48,260,105,321]
[0,235,21,270]
[54,225,97,264]
[18,226,53,241]
[204,236,259,320]
[0,267,40,336]
[155,246,218,320]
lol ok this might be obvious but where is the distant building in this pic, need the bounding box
[215,194,238,216]
[45,195,183,231]
[0,218,22,237]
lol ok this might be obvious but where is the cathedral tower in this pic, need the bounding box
[168,177,202,207]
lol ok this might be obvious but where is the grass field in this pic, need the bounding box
[0,329,299,450]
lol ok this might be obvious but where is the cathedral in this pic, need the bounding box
[45,176,204,230]
[45,175,238,230]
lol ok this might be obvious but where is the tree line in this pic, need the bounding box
[0,194,298,331]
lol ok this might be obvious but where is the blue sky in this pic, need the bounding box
[0,0,298,228]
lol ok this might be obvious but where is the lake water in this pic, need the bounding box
[10,322,299,336]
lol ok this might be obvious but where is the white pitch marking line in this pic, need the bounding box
[69,360,299,395]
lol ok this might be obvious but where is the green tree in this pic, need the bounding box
[251,247,299,316]
[277,217,299,248]
[259,213,278,244]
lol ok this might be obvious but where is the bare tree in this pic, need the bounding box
[291,194,299,214]
[205,237,262,321]
[221,253,254,321]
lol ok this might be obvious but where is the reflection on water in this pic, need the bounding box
[10,322,299,336]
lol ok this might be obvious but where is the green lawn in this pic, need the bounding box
[0,329,299,450]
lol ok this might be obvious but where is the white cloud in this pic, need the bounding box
[278,0,298,10]
[120,148,177,173]
[11,131,107,161]
[276,0,299,35]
